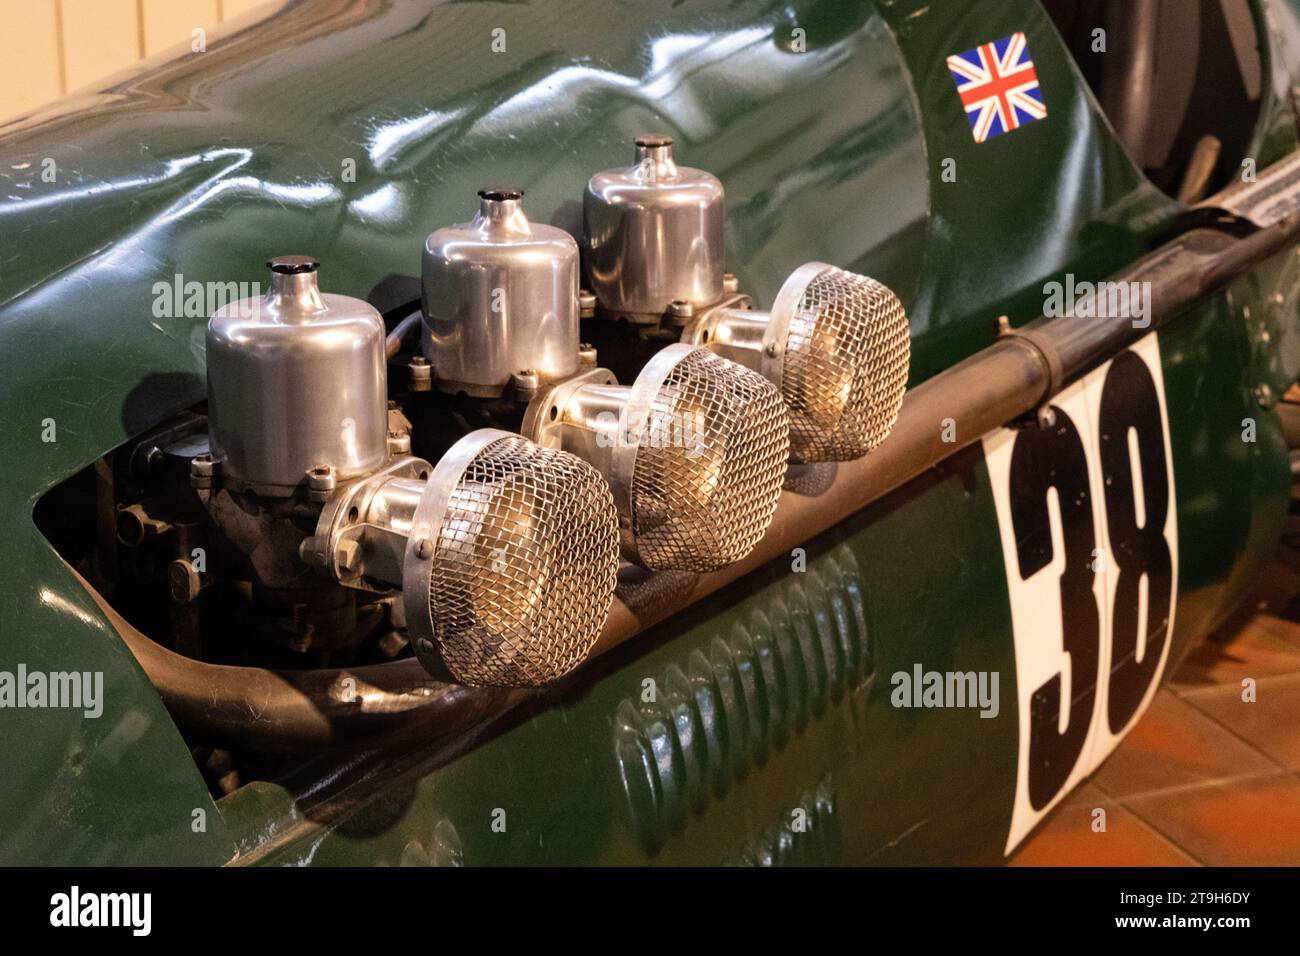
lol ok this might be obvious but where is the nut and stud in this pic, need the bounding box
[306,465,336,502]
[512,369,541,400]
[387,432,412,455]
[190,454,218,489]
[409,355,433,392]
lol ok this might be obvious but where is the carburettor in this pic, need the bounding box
[207,255,390,494]
[199,256,406,658]
[417,188,791,573]
[583,134,727,325]
[421,188,581,397]
[584,135,911,464]
[199,255,619,685]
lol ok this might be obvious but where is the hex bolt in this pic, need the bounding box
[335,539,362,574]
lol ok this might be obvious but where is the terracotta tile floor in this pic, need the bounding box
[1008,509,1300,867]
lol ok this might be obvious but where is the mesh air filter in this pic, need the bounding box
[417,433,618,686]
[630,348,789,571]
[779,267,910,463]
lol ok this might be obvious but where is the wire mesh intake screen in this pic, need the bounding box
[630,348,789,571]
[782,268,910,463]
[429,435,618,686]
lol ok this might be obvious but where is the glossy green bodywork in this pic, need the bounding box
[0,0,1297,865]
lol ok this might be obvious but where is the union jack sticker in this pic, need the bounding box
[946,32,1046,143]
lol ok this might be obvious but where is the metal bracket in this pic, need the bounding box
[520,366,620,449]
[307,455,433,591]
[997,322,1064,407]
[679,291,754,347]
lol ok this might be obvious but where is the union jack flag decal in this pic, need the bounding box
[946,32,1046,143]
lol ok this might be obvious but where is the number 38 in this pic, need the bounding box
[1008,351,1173,810]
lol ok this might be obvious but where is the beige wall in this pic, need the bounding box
[0,0,274,121]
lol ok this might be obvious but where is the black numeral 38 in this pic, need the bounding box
[1009,350,1173,810]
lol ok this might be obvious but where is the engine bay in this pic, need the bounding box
[34,136,911,799]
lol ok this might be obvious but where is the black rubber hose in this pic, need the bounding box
[82,573,517,753]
